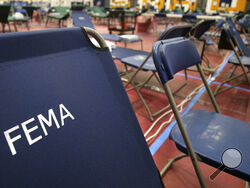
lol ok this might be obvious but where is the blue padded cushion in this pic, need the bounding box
[0,28,163,188]
[72,10,94,29]
[153,38,201,83]
[171,110,250,181]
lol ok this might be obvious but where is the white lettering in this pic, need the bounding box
[38,109,60,136]
[4,125,22,155]
[21,118,42,145]
[59,104,75,126]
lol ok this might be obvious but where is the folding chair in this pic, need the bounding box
[214,20,250,95]
[189,19,217,73]
[119,24,193,121]
[152,37,250,188]
[0,5,11,33]
[108,10,137,35]
[71,10,143,50]
[46,6,70,28]
[0,27,164,188]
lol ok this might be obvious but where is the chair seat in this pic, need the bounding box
[111,47,149,61]
[119,35,142,43]
[8,16,30,22]
[121,55,156,71]
[48,12,68,19]
[229,56,250,67]
[171,110,250,181]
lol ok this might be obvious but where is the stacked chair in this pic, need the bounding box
[215,18,250,95]
[0,27,164,188]
[115,24,193,121]
[189,19,217,73]
[152,37,250,187]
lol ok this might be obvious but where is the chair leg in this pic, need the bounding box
[45,17,49,27]
[25,21,29,30]
[172,69,188,94]
[160,153,188,176]
[14,22,18,32]
[245,181,249,188]
[8,22,11,32]
[214,68,250,96]
[2,23,5,33]
[230,39,250,85]
[163,83,207,188]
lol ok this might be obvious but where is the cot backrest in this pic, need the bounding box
[0,28,163,188]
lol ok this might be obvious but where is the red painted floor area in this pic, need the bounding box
[4,18,249,187]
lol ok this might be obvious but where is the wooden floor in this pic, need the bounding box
[4,18,250,187]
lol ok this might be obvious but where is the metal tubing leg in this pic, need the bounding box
[132,80,154,121]
[230,39,250,85]
[214,70,250,96]
[124,52,152,88]
[160,154,188,176]
[244,181,249,188]
[173,69,188,94]
[229,65,238,78]
[196,64,220,113]
[163,83,207,188]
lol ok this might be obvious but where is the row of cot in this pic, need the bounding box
[0,23,249,187]
[72,10,250,122]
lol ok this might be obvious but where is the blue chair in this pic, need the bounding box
[0,5,11,33]
[215,19,250,95]
[0,27,164,188]
[71,10,143,50]
[190,19,216,73]
[152,37,250,188]
[119,24,193,121]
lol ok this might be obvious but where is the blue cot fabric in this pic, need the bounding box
[111,46,149,60]
[72,10,95,29]
[0,28,163,188]
[171,110,250,181]
[121,55,156,71]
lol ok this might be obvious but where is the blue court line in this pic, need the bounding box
[176,73,250,93]
[149,52,235,156]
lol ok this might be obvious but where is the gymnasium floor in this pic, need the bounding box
[6,18,250,187]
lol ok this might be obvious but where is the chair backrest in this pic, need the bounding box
[0,28,163,188]
[72,10,95,29]
[153,37,201,83]
[22,6,36,18]
[191,19,215,39]
[0,5,11,23]
[225,17,250,56]
[220,20,250,57]
[158,24,193,41]
[182,14,197,20]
